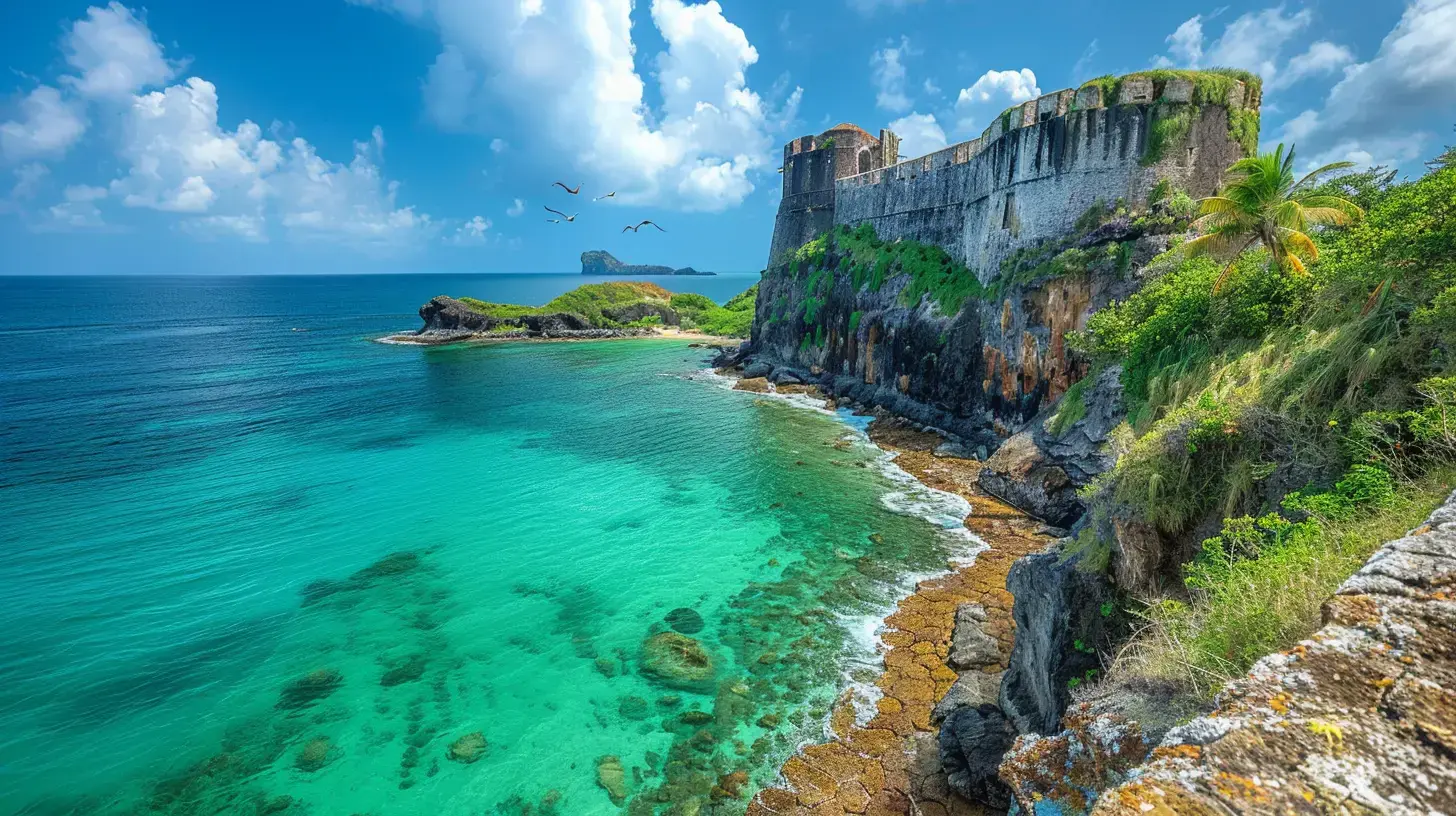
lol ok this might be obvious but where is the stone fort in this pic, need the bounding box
[768,73,1261,278]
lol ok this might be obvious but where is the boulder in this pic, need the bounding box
[768,368,804,385]
[603,302,680,326]
[418,296,494,334]
[596,755,628,805]
[978,365,1125,527]
[733,377,770,394]
[947,603,1001,670]
[938,703,1016,807]
[640,632,715,690]
[523,312,593,334]
[931,670,1003,724]
[742,361,774,379]
[998,548,1118,735]
[447,732,487,764]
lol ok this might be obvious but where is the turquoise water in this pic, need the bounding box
[0,275,975,815]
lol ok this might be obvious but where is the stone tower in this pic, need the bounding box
[768,123,900,266]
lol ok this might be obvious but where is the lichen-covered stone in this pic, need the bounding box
[640,632,715,690]
[1091,490,1456,816]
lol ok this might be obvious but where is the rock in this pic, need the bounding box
[931,670,1004,724]
[380,654,428,687]
[656,695,681,708]
[978,366,1125,527]
[276,668,343,711]
[618,696,650,721]
[999,547,1118,735]
[603,301,680,326]
[680,710,713,726]
[768,368,804,385]
[732,377,770,393]
[640,632,715,690]
[596,755,628,805]
[742,361,774,379]
[933,439,977,459]
[594,656,619,678]
[1036,524,1071,538]
[261,795,292,813]
[999,702,1150,813]
[447,732,487,764]
[295,737,331,773]
[522,312,592,334]
[947,603,1001,670]
[664,607,704,634]
[710,342,749,368]
[938,703,1016,807]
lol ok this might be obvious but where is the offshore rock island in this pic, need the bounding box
[581,250,713,276]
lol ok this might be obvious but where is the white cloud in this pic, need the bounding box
[1278,0,1456,170]
[11,163,50,199]
[489,138,508,153]
[1,86,88,162]
[506,197,525,216]
[922,77,941,97]
[424,46,480,131]
[953,69,1040,133]
[887,112,946,160]
[358,0,800,212]
[1152,5,1324,88]
[183,214,266,241]
[448,215,493,245]
[1270,41,1357,90]
[62,2,176,99]
[44,183,110,230]
[871,37,915,113]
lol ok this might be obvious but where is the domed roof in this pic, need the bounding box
[822,123,875,139]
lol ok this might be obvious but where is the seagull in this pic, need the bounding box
[546,218,562,224]
[544,206,577,222]
[593,191,617,201]
[552,182,581,195]
[621,219,665,233]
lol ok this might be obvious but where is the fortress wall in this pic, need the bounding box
[825,80,1249,279]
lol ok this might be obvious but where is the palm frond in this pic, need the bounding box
[1211,237,1260,294]
[1361,279,1390,317]
[1292,160,1357,191]
[1298,206,1359,226]
[1279,228,1319,260]
[1196,196,1241,216]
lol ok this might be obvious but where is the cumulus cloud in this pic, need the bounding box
[1270,41,1357,90]
[62,2,176,99]
[448,215,493,245]
[489,138,507,153]
[506,198,525,216]
[887,112,946,160]
[1,86,88,162]
[1152,5,1338,90]
[10,163,50,200]
[871,37,915,113]
[952,69,1040,133]
[1278,0,1456,170]
[356,0,801,212]
[2,4,436,245]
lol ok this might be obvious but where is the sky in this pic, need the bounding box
[0,0,1452,276]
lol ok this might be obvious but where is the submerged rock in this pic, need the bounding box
[446,731,487,764]
[618,696,650,721]
[275,668,343,711]
[380,654,429,687]
[640,632,715,690]
[664,607,705,635]
[295,737,332,773]
[596,755,628,805]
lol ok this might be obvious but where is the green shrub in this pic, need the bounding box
[1047,375,1090,436]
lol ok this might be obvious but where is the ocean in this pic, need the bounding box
[0,274,977,815]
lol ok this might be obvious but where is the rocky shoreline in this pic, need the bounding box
[381,295,743,346]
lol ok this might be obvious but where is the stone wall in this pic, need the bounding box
[830,81,1250,279]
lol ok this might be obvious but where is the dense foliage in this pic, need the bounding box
[458,280,756,338]
[1083,146,1456,692]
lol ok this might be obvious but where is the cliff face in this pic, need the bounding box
[580,250,711,276]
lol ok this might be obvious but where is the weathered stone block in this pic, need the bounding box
[1162,78,1194,103]
[1118,78,1154,104]
[1018,101,1037,128]
[1074,86,1103,110]
[1226,79,1247,109]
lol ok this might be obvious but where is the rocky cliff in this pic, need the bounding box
[394,295,658,344]
[580,250,711,276]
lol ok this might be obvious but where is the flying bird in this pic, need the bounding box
[552,182,581,195]
[547,218,562,224]
[544,206,577,222]
[622,219,665,233]
[593,191,617,201]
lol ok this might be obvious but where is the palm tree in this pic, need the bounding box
[1186,144,1364,293]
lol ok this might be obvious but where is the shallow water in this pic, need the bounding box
[0,274,976,815]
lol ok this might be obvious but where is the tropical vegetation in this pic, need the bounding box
[458,280,756,338]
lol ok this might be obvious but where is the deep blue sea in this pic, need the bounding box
[0,274,977,815]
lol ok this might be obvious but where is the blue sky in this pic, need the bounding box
[1,0,1451,275]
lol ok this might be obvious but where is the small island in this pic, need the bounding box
[580,250,713,276]
[384,281,754,345]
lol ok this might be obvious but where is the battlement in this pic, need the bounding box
[769,69,1262,270]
